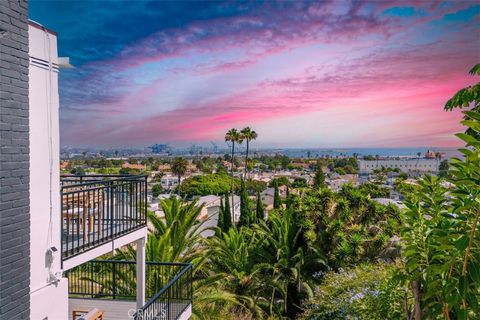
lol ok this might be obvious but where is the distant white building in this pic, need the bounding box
[358,159,439,175]
[160,174,183,190]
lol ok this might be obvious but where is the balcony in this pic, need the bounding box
[66,260,192,320]
[61,175,147,263]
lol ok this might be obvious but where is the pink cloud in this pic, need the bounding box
[60,1,479,148]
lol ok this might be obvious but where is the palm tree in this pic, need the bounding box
[206,227,270,318]
[225,128,243,219]
[87,198,221,318]
[240,127,257,180]
[171,157,188,193]
[114,198,206,264]
[258,210,325,318]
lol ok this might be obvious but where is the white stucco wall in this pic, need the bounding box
[29,24,68,320]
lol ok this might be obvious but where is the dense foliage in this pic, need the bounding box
[178,172,240,196]
[302,263,405,320]
[397,65,480,319]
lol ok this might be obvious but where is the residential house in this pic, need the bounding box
[260,186,287,211]
[122,162,146,171]
[161,174,184,190]
[60,160,70,170]
[192,195,241,237]
[158,163,172,172]
[327,174,358,191]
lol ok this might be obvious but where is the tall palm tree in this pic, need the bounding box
[225,128,243,220]
[171,157,188,193]
[240,127,258,180]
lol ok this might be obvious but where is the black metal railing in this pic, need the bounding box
[61,175,147,261]
[135,263,192,320]
[66,260,193,320]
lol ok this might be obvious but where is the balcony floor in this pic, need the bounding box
[69,298,192,320]
[62,219,143,259]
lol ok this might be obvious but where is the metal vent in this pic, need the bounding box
[30,56,59,72]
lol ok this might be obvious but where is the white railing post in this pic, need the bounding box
[136,236,146,310]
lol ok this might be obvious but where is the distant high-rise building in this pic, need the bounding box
[149,143,171,154]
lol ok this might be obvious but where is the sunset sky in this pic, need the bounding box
[30,1,479,148]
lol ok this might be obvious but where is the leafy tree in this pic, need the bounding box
[269,176,290,187]
[255,191,264,221]
[178,172,239,197]
[240,127,258,179]
[281,155,291,169]
[70,167,85,175]
[439,159,449,178]
[358,182,390,198]
[273,180,281,209]
[292,177,308,188]
[244,178,267,194]
[151,184,162,198]
[119,167,140,175]
[313,161,326,188]
[439,159,449,171]
[302,263,406,320]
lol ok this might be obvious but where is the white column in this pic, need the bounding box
[136,237,146,310]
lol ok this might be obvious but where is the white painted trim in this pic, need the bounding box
[178,304,192,320]
[63,227,148,270]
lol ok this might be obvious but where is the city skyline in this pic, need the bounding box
[30,1,480,148]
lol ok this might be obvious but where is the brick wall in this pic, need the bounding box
[0,1,30,319]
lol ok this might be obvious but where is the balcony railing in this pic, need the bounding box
[61,175,147,261]
[66,260,193,320]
